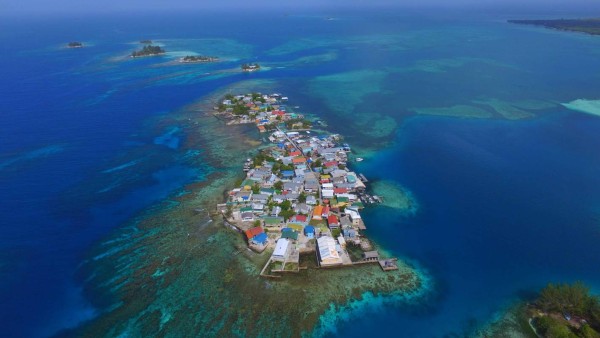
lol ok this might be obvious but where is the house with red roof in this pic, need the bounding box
[245,226,264,241]
[289,214,308,224]
[333,188,348,194]
[322,206,330,217]
[327,215,339,229]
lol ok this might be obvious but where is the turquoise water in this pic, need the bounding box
[1,9,600,337]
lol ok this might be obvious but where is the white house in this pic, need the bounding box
[316,236,342,266]
[346,208,361,226]
[273,238,290,260]
[322,189,334,198]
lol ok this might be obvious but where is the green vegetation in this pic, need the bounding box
[285,118,312,130]
[538,282,600,319]
[533,316,579,338]
[253,220,262,228]
[331,228,341,238]
[224,205,233,219]
[272,161,294,174]
[252,152,275,167]
[273,181,283,191]
[509,19,600,35]
[251,93,266,103]
[131,45,165,57]
[277,200,294,220]
[346,242,365,262]
[269,261,283,272]
[279,210,294,220]
[232,103,250,115]
[284,262,298,271]
[260,122,278,132]
[530,282,600,338]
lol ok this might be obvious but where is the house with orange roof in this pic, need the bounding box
[245,226,264,241]
[312,205,323,220]
[292,157,307,164]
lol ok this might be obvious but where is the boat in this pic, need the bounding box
[356,158,364,162]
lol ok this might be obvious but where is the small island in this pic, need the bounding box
[241,63,261,72]
[525,282,600,337]
[130,45,166,58]
[180,55,219,63]
[139,40,153,44]
[67,42,83,48]
[215,92,396,278]
[509,18,600,36]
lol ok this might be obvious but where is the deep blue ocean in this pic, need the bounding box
[1,9,600,337]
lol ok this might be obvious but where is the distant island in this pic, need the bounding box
[241,63,261,72]
[131,45,165,58]
[139,40,153,44]
[525,282,600,337]
[67,42,83,48]
[509,18,600,35]
[180,55,219,63]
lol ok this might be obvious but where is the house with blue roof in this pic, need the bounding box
[343,228,357,239]
[251,232,268,246]
[304,225,315,239]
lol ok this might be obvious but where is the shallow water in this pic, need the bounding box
[2,9,600,338]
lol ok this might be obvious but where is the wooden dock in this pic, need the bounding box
[378,258,399,271]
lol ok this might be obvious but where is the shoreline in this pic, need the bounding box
[69,80,427,337]
[214,92,402,276]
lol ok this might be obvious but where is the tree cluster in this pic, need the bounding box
[241,63,260,70]
[131,45,165,57]
[533,282,600,337]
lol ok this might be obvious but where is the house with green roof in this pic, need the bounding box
[281,228,299,240]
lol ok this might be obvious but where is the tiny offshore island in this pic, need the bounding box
[67,41,83,48]
[130,44,166,58]
[503,282,600,338]
[214,92,398,277]
[241,63,261,72]
[180,55,219,63]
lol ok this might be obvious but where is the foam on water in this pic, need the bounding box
[562,99,600,117]
[0,144,66,171]
[102,159,142,173]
